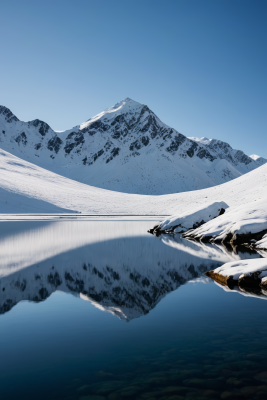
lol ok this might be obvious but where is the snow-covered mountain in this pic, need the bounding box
[0,99,265,195]
[249,154,267,166]
[189,137,267,167]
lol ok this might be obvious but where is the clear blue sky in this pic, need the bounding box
[1,0,266,157]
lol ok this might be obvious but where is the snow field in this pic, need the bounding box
[0,148,267,217]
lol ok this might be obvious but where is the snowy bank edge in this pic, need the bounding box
[206,258,267,290]
[148,201,228,236]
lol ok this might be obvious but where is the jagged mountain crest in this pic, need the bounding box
[0,98,265,195]
[250,154,267,166]
[0,105,19,123]
[189,136,254,166]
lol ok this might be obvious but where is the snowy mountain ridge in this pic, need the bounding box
[188,136,267,167]
[0,98,265,195]
[249,153,267,166]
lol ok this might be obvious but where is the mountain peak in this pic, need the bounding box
[107,97,143,113]
[250,154,267,166]
[80,98,144,130]
[250,154,261,161]
[0,105,19,123]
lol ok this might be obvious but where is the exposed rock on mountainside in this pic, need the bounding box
[0,99,265,195]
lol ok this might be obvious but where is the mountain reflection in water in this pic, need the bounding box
[0,220,263,319]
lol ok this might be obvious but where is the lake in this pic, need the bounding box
[1,220,267,400]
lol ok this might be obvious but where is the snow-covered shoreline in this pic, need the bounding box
[206,259,267,290]
[148,201,227,235]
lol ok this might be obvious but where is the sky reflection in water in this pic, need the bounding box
[0,220,267,400]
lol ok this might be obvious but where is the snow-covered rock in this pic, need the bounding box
[206,259,267,289]
[182,198,267,245]
[0,99,264,195]
[152,201,228,234]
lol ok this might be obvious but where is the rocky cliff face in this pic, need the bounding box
[0,99,265,194]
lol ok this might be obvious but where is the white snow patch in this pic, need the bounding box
[188,136,212,145]
[0,148,267,216]
[160,201,228,232]
[211,259,267,281]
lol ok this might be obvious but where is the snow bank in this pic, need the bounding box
[0,147,267,216]
[206,258,267,288]
[158,202,228,233]
[182,198,267,244]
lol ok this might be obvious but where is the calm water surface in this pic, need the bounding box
[1,220,267,400]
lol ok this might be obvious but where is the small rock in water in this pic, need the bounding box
[255,371,267,382]
[96,381,124,394]
[140,392,159,398]
[226,377,242,386]
[118,385,141,396]
[160,386,188,394]
[107,393,121,400]
[77,385,91,393]
[79,395,106,400]
[183,378,205,388]
[202,389,218,397]
[220,391,234,399]
[240,386,258,396]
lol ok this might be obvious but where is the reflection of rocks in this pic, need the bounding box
[0,232,227,319]
[0,221,264,318]
[213,281,267,301]
[0,240,218,319]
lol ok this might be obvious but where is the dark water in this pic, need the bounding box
[1,220,267,400]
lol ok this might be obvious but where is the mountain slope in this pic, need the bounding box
[0,99,264,195]
[0,148,267,215]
